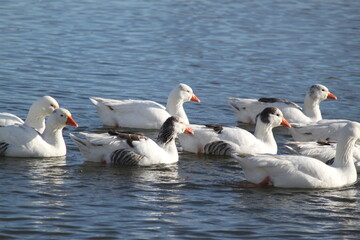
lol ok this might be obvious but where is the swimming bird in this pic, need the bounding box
[228,84,337,125]
[178,107,291,156]
[0,108,78,158]
[0,96,59,133]
[90,83,200,129]
[70,116,193,166]
[285,139,360,172]
[233,121,360,189]
[289,119,356,142]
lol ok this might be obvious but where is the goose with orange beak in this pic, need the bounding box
[228,84,337,125]
[233,122,359,189]
[0,108,77,157]
[178,107,291,156]
[90,83,200,129]
[70,116,193,166]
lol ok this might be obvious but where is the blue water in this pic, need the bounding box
[1,0,360,239]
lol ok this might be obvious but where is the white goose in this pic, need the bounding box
[285,140,360,172]
[228,84,337,125]
[233,121,360,189]
[178,107,291,156]
[0,108,78,158]
[0,96,59,133]
[90,83,200,129]
[70,116,193,166]
[289,119,355,142]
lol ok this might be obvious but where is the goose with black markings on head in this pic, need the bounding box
[178,107,291,156]
[70,116,193,166]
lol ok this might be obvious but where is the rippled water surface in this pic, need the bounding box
[1,0,360,239]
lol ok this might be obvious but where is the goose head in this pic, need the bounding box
[256,107,291,128]
[157,116,193,144]
[46,108,78,129]
[30,96,60,116]
[340,121,360,142]
[308,84,337,102]
[170,83,200,103]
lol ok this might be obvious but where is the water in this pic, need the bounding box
[1,0,360,239]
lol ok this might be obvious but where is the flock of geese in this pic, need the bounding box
[0,83,359,189]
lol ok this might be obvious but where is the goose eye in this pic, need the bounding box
[276,114,280,117]
[321,89,325,92]
[50,104,55,107]
[60,114,64,117]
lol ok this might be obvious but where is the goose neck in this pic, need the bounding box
[158,140,178,158]
[254,122,277,148]
[333,136,356,169]
[24,114,45,131]
[42,125,65,147]
[303,94,322,121]
[166,97,189,124]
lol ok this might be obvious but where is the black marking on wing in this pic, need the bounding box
[258,97,302,110]
[229,101,248,111]
[258,97,288,103]
[108,130,145,136]
[108,130,148,148]
[317,138,336,146]
[107,105,114,111]
[110,149,144,166]
[203,141,234,156]
[0,142,9,156]
[205,124,223,134]
[326,158,335,165]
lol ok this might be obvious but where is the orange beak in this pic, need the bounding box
[327,92,337,100]
[190,94,201,103]
[184,127,194,134]
[281,118,291,128]
[66,115,78,127]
